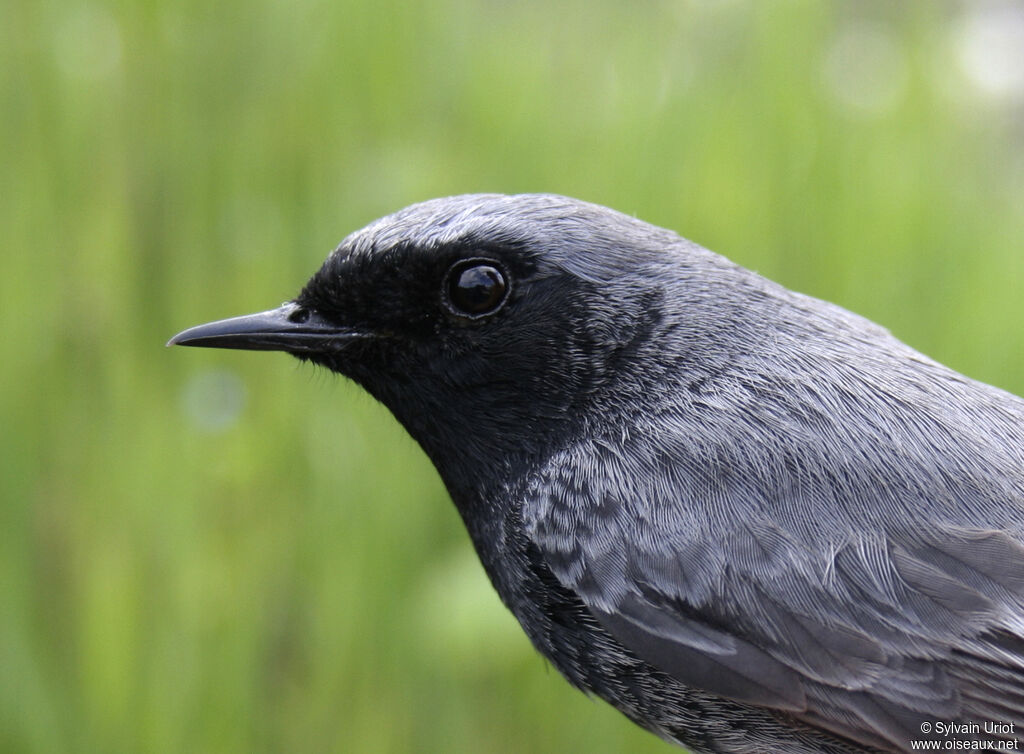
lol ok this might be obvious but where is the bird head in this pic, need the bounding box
[169,193,730,491]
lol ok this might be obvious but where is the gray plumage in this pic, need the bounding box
[170,194,1024,753]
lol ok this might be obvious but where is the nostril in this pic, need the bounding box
[288,306,311,324]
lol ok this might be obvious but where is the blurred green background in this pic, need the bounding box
[3,0,1024,752]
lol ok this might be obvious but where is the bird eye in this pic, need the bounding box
[444,260,509,319]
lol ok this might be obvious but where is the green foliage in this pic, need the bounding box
[3,1,1023,752]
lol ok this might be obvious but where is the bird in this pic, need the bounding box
[169,194,1024,753]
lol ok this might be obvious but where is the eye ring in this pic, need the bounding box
[443,259,510,320]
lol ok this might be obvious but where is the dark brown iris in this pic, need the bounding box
[446,261,508,318]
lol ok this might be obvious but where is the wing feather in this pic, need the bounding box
[523,432,1024,751]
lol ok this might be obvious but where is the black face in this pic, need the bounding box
[172,240,598,487]
[286,236,602,473]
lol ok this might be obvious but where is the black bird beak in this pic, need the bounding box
[167,302,357,354]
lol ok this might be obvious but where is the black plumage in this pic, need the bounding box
[170,194,1024,753]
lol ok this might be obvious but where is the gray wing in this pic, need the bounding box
[523,417,1024,751]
